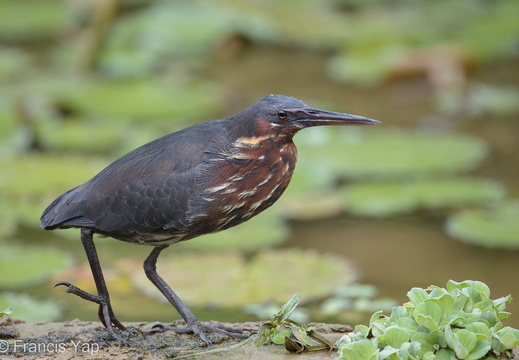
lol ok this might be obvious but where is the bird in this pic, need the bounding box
[40,94,380,344]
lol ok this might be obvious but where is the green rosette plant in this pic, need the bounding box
[337,280,519,360]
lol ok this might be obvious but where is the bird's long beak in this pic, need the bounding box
[291,107,380,128]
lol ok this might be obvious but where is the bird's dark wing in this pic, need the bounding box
[41,120,225,234]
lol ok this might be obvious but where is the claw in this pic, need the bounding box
[53,281,72,288]
[148,321,251,345]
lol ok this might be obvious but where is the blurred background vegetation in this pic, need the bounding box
[1,0,518,327]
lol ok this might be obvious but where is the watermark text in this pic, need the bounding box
[0,339,100,355]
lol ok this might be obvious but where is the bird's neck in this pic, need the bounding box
[226,131,297,164]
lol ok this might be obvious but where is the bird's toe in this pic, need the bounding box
[148,321,252,344]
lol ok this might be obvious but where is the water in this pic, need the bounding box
[211,48,519,327]
[13,48,519,329]
[286,214,519,328]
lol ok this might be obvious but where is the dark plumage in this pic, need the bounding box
[41,94,379,344]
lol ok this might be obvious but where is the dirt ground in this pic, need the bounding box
[0,317,352,359]
[3,317,518,359]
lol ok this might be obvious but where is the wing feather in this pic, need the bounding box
[41,120,226,235]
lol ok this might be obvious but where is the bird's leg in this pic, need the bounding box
[54,228,126,340]
[143,246,250,345]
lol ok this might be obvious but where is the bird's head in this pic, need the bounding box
[228,94,380,140]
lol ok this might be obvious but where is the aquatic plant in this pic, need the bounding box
[336,280,519,360]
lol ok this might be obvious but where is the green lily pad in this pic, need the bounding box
[297,127,488,179]
[36,119,128,155]
[1,154,106,197]
[36,117,164,156]
[0,47,33,81]
[466,83,519,117]
[0,154,108,227]
[57,78,220,123]
[180,208,289,252]
[280,159,343,220]
[342,177,504,217]
[121,248,357,308]
[446,201,519,248]
[100,3,236,74]
[0,99,30,157]
[0,292,62,322]
[0,246,74,289]
[0,0,70,42]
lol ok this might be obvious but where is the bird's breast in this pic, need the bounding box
[187,140,297,234]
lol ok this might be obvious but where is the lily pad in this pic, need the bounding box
[0,154,107,227]
[446,201,519,248]
[342,177,505,217]
[120,248,357,308]
[0,246,74,289]
[180,209,289,253]
[100,3,235,74]
[280,159,343,220]
[1,154,106,196]
[0,292,62,322]
[0,47,33,81]
[296,127,489,179]
[57,78,220,123]
[0,0,70,42]
[36,117,164,156]
[0,99,31,157]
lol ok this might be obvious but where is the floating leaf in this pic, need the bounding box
[343,177,504,217]
[496,327,519,349]
[465,322,491,341]
[99,2,274,76]
[466,340,491,360]
[447,280,491,299]
[0,246,74,289]
[435,348,457,360]
[384,325,411,348]
[1,154,106,197]
[122,249,356,308]
[446,327,478,359]
[338,280,519,360]
[0,0,70,42]
[320,284,397,317]
[180,209,289,252]
[446,201,519,248]
[466,83,519,117]
[430,294,455,322]
[280,159,342,220]
[338,339,378,360]
[0,47,33,81]
[297,127,489,179]
[58,78,220,122]
[0,154,107,227]
[407,287,429,306]
[0,292,62,322]
[413,301,442,331]
[36,118,134,155]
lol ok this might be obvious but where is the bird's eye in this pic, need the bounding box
[277,110,287,120]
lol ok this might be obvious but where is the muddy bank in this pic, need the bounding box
[0,318,351,359]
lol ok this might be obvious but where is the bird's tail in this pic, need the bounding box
[40,186,93,230]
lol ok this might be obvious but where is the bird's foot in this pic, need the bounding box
[149,321,252,345]
[54,281,103,304]
[54,281,127,342]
